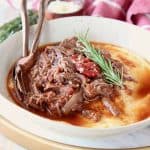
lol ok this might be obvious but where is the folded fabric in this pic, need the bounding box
[83,0,132,20]
[7,0,150,30]
[127,0,150,30]
[83,0,150,30]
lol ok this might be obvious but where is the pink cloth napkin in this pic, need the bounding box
[83,0,150,30]
[7,0,150,30]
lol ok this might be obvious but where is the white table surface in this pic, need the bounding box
[0,1,150,149]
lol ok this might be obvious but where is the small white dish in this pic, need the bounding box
[47,0,84,15]
[0,16,150,148]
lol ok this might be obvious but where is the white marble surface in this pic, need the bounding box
[0,134,25,150]
[0,0,150,149]
[0,124,150,149]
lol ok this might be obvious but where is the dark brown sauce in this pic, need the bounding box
[137,104,150,121]
[136,69,150,98]
[136,93,150,121]
[135,68,150,121]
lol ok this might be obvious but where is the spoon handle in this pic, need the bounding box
[30,0,47,53]
[20,0,29,57]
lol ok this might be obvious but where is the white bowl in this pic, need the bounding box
[0,16,150,148]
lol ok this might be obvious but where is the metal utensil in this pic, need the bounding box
[14,0,46,95]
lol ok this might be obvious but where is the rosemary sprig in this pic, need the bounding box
[0,10,38,43]
[77,33,123,87]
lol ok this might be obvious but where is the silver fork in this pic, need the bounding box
[14,0,47,95]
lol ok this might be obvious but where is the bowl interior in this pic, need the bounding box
[0,16,150,148]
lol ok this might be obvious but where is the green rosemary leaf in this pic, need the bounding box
[77,34,123,87]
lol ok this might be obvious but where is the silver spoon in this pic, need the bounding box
[14,0,46,95]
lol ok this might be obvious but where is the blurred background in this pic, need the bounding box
[0,0,150,29]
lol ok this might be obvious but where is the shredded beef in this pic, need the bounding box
[16,37,132,121]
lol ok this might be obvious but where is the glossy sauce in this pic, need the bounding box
[136,69,150,98]
[137,102,150,121]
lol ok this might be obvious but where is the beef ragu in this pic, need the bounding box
[7,37,150,127]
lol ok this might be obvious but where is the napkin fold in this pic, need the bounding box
[83,0,150,30]
[127,0,150,30]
